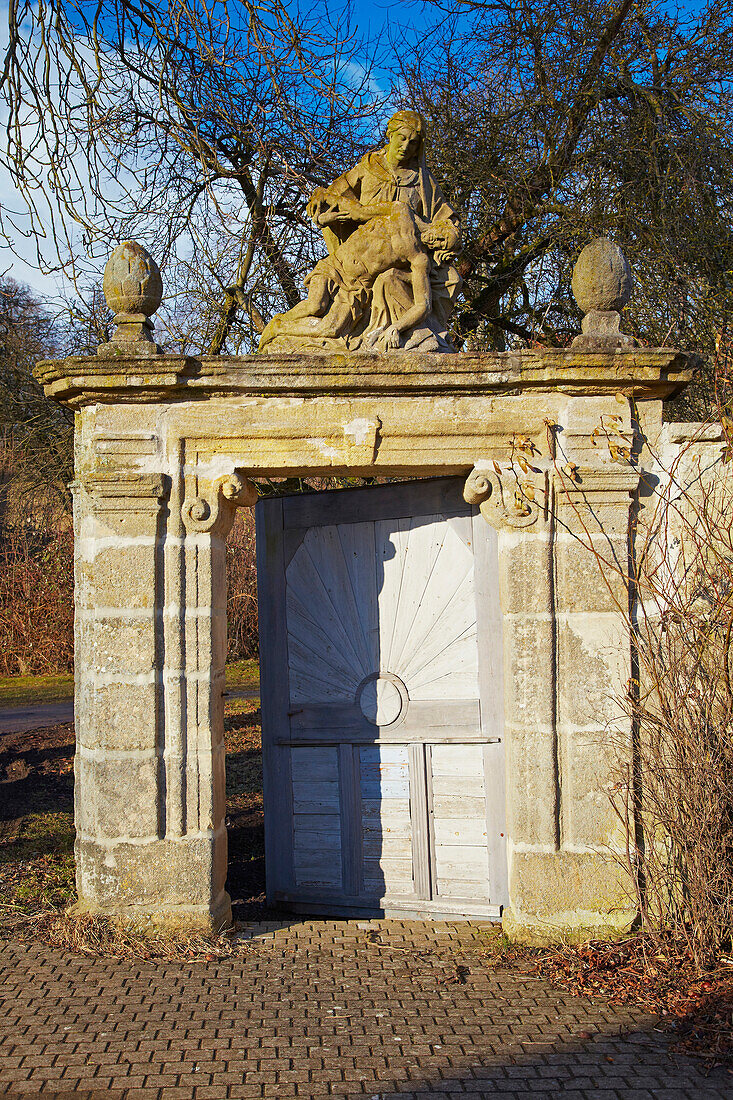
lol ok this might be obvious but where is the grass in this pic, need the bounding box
[0,672,74,707]
[225,658,260,690]
[0,659,260,708]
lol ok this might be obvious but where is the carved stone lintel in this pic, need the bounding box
[464,464,544,530]
[182,472,257,534]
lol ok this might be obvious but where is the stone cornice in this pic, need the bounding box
[34,347,693,408]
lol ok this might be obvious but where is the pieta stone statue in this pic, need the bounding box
[259,110,462,354]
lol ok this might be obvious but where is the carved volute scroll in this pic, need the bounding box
[182,472,257,535]
[464,463,545,530]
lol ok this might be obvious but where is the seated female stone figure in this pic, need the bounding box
[258,110,462,354]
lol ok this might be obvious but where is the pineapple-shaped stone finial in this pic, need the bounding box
[102,241,163,351]
[571,238,636,349]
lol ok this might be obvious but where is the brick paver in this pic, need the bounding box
[0,919,730,1098]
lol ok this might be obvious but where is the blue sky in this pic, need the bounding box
[0,0,719,300]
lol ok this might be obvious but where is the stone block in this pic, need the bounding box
[183,611,227,675]
[79,542,159,608]
[502,616,555,723]
[496,533,553,615]
[505,724,557,847]
[560,725,629,850]
[504,849,635,943]
[554,533,630,614]
[76,752,160,839]
[74,832,230,931]
[76,678,159,752]
[77,615,157,676]
[187,741,226,833]
[79,509,161,541]
[556,615,629,730]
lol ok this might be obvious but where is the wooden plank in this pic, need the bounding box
[435,847,490,878]
[292,778,341,800]
[435,878,491,899]
[385,515,445,675]
[282,528,307,570]
[282,476,471,530]
[394,527,478,692]
[473,510,505,743]
[361,798,411,820]
[431,743,484,776]
[256,496,295,900]
[429,795,486,818]
[291,745,341,778]
[360,744,409,766]
[337,520,378,679]
[362,817,412,840]
[289,699,481,735]
[363,836,412,859]
[286,610,364,698]
[359,761,410,783]
[292,816,341,838]
[285,541,367,693]
[432,775,486,799]
[409,742,431,901]
[433,818,488,846]
[363,856,413,885]
[277,730,499,746]
[446,513,474,549]
[293,830,341,852]
[484,740,509,906]
[306,523,375,675]
[339,743,362,898]
[292,795,341,815]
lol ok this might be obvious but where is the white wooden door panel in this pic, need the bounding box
[257,477,508,917]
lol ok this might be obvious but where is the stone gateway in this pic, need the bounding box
[33,235,705,942]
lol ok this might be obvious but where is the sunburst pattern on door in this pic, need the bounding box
[286,515,480,712]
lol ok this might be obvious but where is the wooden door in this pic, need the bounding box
[256,477,507,918]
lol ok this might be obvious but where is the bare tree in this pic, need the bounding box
[1,0,384,352]
[0,279,72,526]
[396,0,733,400]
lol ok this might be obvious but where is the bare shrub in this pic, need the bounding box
[226,509,258,661]
[0,524,74,674]
[613,429,733,968]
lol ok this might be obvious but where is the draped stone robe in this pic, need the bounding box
[322,149,462,351]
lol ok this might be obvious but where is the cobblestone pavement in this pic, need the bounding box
[0,919,730,1099]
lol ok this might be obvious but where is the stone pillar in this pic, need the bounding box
[466,407,641,942]
[72,454,255,930]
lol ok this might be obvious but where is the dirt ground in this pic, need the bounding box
[0,697,267,921]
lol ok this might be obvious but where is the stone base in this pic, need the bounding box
[502,849,637,944]
[74,832,231,933]
[69,892,233,934]
[502,906,636,945]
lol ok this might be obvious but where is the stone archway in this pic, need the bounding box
[36,342,691,939]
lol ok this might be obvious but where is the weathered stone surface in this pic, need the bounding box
[102,240,163,349]
[75,752,160,839]
[572,238,632,313]
[571,239,636,349]
[34,339,703,942]
[505,850,636,943]
[74,832,230,931]
[260,111,461,354]
[33,347,691,407]
[76,678,160,751]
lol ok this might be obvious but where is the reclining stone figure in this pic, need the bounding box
[259,202,459,353]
